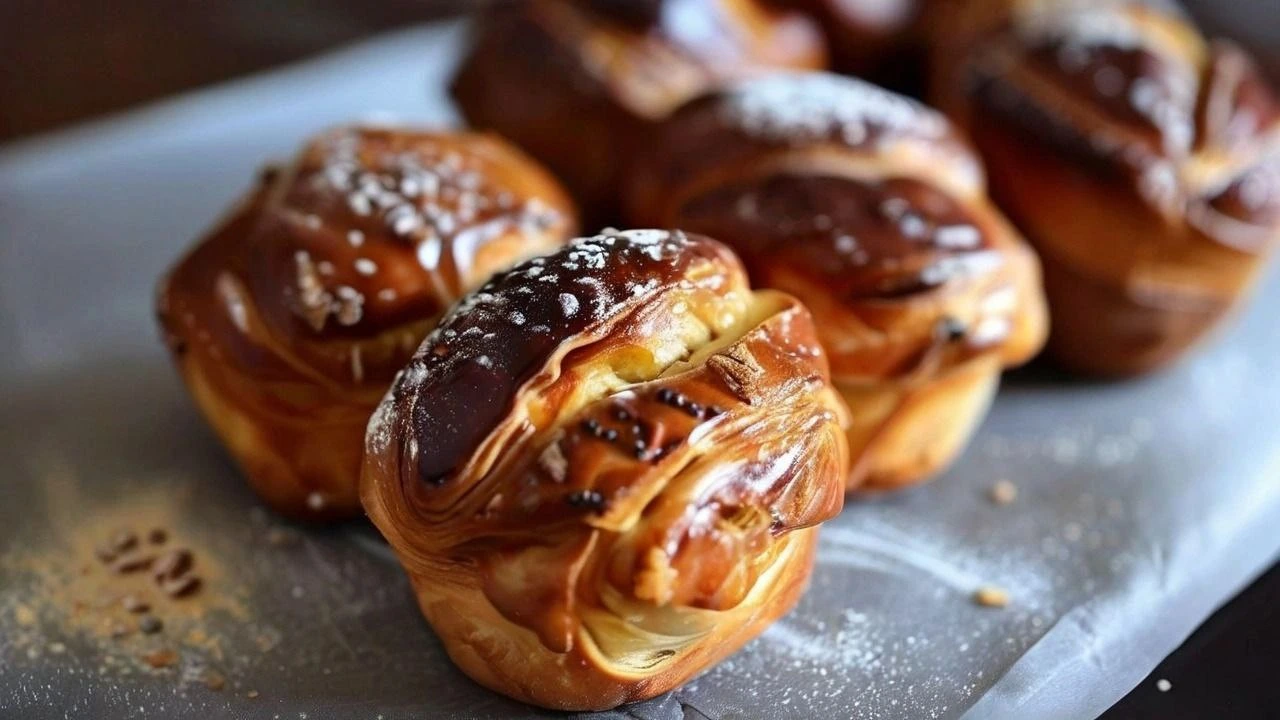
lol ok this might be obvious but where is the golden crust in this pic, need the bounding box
[625,73,1047,489]
[450,0,827,223]
[156,126,577,518]
[361,230,849,710]
[929,0,1280,375]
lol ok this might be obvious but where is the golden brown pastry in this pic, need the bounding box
[361,229,849,710]
[930,0,1280,376]
[626,73,1048,490]
[450,0,827,225]
[156,126,576,519]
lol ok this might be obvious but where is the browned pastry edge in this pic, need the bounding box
[156,126,576,518]
[929,0,1280,375]
[966,103,1263,375]
[362,229,849,710]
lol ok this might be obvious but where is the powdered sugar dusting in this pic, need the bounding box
[279,127,567,334]
[313,129,558,249]
[558,293,579,317]
[1018,5,1148,53]
[719,73,949,147]
[406,229,695,375]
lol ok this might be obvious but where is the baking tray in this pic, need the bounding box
[1,18,1278,720]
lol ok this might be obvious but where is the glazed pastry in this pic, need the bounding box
[361,230,849,710]
[626,73,1047,490]
[450,0,827,225]
[785,0,927,87]
[156,126,576,519]
[930,0,1280,375]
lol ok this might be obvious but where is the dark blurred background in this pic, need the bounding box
[1,2,1276,718]
[0,0,473,141]
[2,0,1276,143]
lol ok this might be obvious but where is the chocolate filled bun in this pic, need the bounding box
[361,229,850,709]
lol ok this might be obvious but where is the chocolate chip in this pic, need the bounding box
[581,419,600,434]
[111,551,156,574]
[704,405,724,419]
[110,531,138,553]
[685,403,702,418]
[121,595,150,613]
[139,615,163,634]
[152,549,193,582]
[147,529,168,545]
[656,388,675,403]
[160,575,202,599]
[94,545,118,564]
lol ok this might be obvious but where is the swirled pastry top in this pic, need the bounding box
[158,126,575,389]
[960,0,1280,251]
[486,0,828,120]
[627,74,1044,377]
[362,228,849,655]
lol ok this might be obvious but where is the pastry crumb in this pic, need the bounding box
[204,670,226,691]
[13,604,36,627]
[306,492,326,511]
[142,649,179,668]
[973,585,1010,608]
[989,480,1018,505]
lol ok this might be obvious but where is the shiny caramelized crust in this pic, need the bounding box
[450,0,827,223]
[930,0,1280,375]
[156,126,576,518]
[361,230,850,710]
[626,73,1048,490]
